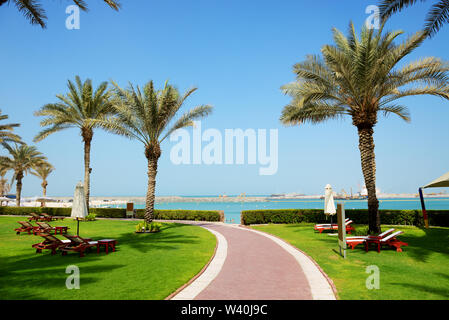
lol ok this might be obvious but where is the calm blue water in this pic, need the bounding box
[106,198,449,224]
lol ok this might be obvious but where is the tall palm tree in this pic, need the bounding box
[280,21,449,233]
[96,80,213,223]
[34,75,113,210]
[0,166,11,196]
[0,109,22,145]
[31,162,54,196]
[0,143,47,206]
[380,0,449,37]
[0,0,120,28]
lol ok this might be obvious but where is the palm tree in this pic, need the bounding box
[96,80,213,223]
[380,0,449,37]
[34,75,113,210]
[280,21,449,233]
[0,166,11,196]
[31,162,54,196]
[0,143,47,206]
[0,0,120,28]
[0,109,22,145]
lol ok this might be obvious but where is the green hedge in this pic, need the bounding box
[136,209,224,222]
[0,206,224,222]
[241,209,449,227]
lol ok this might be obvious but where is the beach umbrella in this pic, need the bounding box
[70,182,88,236]
[419,171,449,229]
[324,184,336,224]
[0,196,12,206]
[29,196,57,207]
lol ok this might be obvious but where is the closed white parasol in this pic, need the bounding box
[71,182,88,235]
[324,184,336,224]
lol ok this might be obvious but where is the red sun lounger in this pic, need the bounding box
[14,221,38,235]
[28,212,51,222]
[365,230,409,253]
[345,228,395,250]
[41,213,64,221]
[32,233,71,255]
[315,218,349,228]
[314,219,355,234]
[61,234,98,257]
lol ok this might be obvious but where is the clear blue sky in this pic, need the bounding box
[0,0,448,197]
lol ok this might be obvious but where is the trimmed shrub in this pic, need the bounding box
[136,209,223,222]
[241,208,449,227]
[0,206,223,222]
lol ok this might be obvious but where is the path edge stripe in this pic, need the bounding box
[240,225,337,300]
[169,226,228,300]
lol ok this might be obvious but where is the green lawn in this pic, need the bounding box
[252,223,449,300]
[0,216,216,300]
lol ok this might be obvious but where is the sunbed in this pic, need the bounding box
[315,218,350,228]
[314,219,355,234]
[365,230,409,252]
[61,234,98,257]
[14,221,38,235]
[28,212,50,222]
[35,222,56,234]
[345,228,395,250]
[32,233,71,255]
[41,213,64,221]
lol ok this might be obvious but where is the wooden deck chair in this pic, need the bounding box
[36,222,56,234]
[15,221,36,235]
[41,213,64,221]
[32,233,71,255]
[28,212,46,222]
[61,234,98,257]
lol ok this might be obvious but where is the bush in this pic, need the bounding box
[135,221,162,233]
[241,208,449,227]
[135,209,223,222]
[0,206,223,222]
[84,213,97,221]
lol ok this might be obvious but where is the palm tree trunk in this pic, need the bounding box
[145,157,158,223]
[15,172,23,207]
[42,181,47,197]
[84,138,92,212]
[357,126,380,234]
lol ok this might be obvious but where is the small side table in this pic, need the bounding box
[54,226,68,235]
[97,239,117,254]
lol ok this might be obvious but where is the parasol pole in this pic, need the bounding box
[418,187,429,229]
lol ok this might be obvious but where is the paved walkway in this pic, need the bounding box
[171,222,336,300]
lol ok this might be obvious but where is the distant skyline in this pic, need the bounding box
[1,0,449,197]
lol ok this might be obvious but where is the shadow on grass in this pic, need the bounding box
[390,282,449,299]
[0,222,208,299]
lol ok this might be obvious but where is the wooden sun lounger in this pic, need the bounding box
[31,233,71,255]
[36,222,69,235]
[35,222,56,234]
[28,212,51,222]
[15,221,38,235]
[61,234,98,257]
[41,213,64,221]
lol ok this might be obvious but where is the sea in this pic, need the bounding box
[105,196,449,224]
